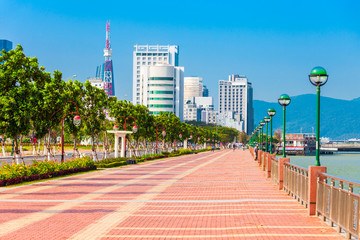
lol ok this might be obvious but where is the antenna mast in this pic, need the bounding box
[103,21,114,96]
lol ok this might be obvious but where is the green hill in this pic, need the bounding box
[254,94,360,140]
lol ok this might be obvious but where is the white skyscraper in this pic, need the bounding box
[184,77,203,102]
[218,74,254,133]
[140,63,184,121]
[133,45,179,105]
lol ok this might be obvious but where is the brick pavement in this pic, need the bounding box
[0,150,344,239]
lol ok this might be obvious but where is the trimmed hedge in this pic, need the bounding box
[95,154,169,168]
[0,165,96,187]
[94,147,216,169]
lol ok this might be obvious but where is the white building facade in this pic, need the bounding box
[87,77,104,89]
[140,63,184,121]
[184,96,216,124]
[183,101,198,121]
[133,45,179,105]
[184,77,203,102]
[217,111,244,132]
[219,74,254,133]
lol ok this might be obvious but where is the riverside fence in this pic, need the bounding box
[249,147,359,239]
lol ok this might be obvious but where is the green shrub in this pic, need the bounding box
[0,157,94,181]
[178,149,193,155]
[95,157,128,164]
[96,161,127,168]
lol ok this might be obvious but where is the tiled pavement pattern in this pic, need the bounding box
[0,150,344,239]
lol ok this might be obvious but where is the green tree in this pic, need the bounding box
[82,81,108,160]
[155,112,182,150]
[0,45,45,163]
[63,79,84,157]
[238,131,249,145]
[31,70,67,159]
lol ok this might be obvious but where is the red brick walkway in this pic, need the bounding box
[0,150,344,239]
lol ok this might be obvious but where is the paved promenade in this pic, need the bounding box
[0,150,344,239]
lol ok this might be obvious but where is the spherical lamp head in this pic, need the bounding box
[278,94,291,106]
[132,125,138,133]
[73,115,81,126]
[260,120,265,126]
[267,108,276,117]
[264,116,271,123]
[309,66,328,86]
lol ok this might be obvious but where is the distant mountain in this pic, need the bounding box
[254,94,360,140]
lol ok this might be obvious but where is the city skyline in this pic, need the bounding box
[2,1,360,108]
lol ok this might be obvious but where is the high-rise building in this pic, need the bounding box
[218,74,254,133]
[195,97,216,124]
[87,77,104,89]
[133,45,179,105]
[202,85,209,97]
[140,63,184,121]
[184,77,203,102]
[184,96,216,124]
[217,111,244,132]
[0,40,12,52]
[183,101,198,122]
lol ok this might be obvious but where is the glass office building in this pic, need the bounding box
[0,40,12,52]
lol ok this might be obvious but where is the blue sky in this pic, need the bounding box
[2,0,360,106]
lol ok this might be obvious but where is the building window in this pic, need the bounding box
[149,77,173,80]
[149,104,173,108]
[149,97,174,100]
[149,84,174,87]
[149,91,173,94]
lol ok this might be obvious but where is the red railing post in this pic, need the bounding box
[267,154,275,178]
[308,166,327,215]
[278,157,290,190]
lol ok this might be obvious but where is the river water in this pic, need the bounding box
[289,153,360,183]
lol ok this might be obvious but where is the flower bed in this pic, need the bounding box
[0,157,96,187]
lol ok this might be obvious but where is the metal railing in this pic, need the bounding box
[271,158,279,184]
[317,173,360,239]
[283,163,309,207]
[265,154,268,171]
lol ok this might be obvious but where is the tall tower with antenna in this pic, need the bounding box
[103,21,114,96]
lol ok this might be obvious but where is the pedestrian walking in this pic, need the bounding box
[254,145,259,160]
[233,143,236,151]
